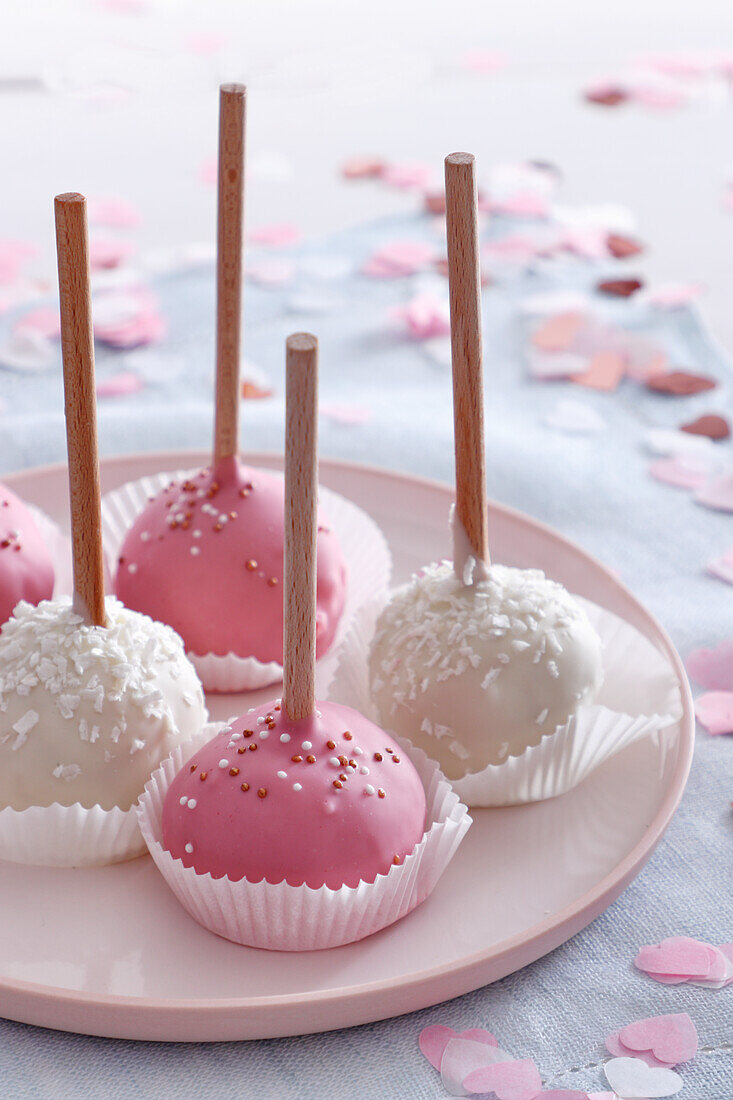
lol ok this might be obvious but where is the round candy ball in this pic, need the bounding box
[0,483,54,628]
[114,458,347,665]
[0,597,207,811]
[162,700,427,889]
[369,561,604,778]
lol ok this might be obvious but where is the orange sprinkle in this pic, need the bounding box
[258,788,267,799]
[378,789,386,799]
[229,767,240,776]
[246,560,258,571]
[241,782,250,792]
[306,755,316,764]
[333,780,343,789]
[199,771,208,781]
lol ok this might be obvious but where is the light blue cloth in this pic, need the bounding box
[0,215,731,1098]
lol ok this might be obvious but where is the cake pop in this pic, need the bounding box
[368,154,603,779]
[0,193,206,820]
[162,334,426,889]
[0,482,54,627]
[113,86,347,677]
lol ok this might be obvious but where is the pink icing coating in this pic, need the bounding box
[114,458,347,664]
[161,700,427,889]
[0,483,54,628]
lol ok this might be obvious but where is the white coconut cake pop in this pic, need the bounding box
[0,596,206,811]
[369,546,603,780]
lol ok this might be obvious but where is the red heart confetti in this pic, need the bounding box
[646,370,717,396]
[606,232,644,258]
[596,278,643,297]
[680,414,730,440]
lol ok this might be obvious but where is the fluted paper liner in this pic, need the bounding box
[137,728,472,950]
[101,469,392,692]
[328,596,682,807]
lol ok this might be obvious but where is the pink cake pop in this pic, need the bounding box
[113,86,347,672]
[162,335,426,889]
[0,483,54,627]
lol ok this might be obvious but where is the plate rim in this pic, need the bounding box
[0,451,695,1037]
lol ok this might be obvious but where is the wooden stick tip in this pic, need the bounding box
[55,192,86,207]
[286,332,318,355]
[445,152,475,168]
[220,82,247,98]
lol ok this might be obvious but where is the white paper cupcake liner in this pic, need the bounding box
[328,596,682,808]
[0,720,218,870]
[101,468,392,693]
[137,727,472,950]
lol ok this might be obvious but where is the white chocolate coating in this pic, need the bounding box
[369,562,603,778]
[0,597,206,811]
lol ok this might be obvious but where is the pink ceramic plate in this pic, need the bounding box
[0,452,693,1042]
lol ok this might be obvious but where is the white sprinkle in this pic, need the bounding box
[259,729,269,739]
[279,733,291,743]
[187,798,197,809]
[353,746,364,756]
[257,716,265,724]
[293,782,302,791]
[190,546,201,556]
[364,784,375,796]
[360,765,370,775]
[229,732,243,742]
[52,763,81,781]
[179,796,188,805]
[140,531,151,542]
[12,709,39,738]
[277,770,287,779]
[128,563,138,574]
[218,758,229,769]
[184,843,194,854]
[535,708,549,725]
[192,529,202,538]
[302,741,312,750]
[328,756,340,766]
[481,668,500,689]
[497,653,510,665]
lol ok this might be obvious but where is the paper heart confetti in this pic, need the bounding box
[0,239,36,285]
[643,428,715,458]
[363,240,436,278]
[707,548,733,586]
[321,403,371,426]
[93,289,165,349]
[604,1057,683,1098]
[606,233,644,258]
[646,371,717,396]
[584,83,629,107]
[441,1038,514,1096]
[535,1092,591,1099]
[88,196,141,229]
[618,1014,698,1065]
[648,456,712,491]
[381,161,433,190]
[341,157,385,180]
[391,292,451,339]
[606,1030,671,1069]
[13,306,61,339]
[695,691,733,735]
[687,640,733,690]
[0,329,56,373]
[532,312,585,353]
[680,414,729,440]
[419,1025,498,1071]
[96,371,144,398]
[635,936,733,985]
[695,474,733,513]
[463,1058,542,1099]
[249,223,300,248]
[247,259,296,288]
[596,278,643,297]
[642,282,705,308]
[89,236,136,270]
[572,350,626,391]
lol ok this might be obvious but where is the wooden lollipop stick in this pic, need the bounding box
[214,82,247,463]
[54,193,106,627]
[445,152,489,568]
[283,333,319,722]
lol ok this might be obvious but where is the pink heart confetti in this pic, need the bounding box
[441,1038,514,1096]
[89,236,135,271]
[87,196,141,229]
[0,329,56,372]
[532,312,585,353]
[96,371,144,398]
[635,936,716,978]
[606,1031,672,1069]
[572,351,626,392]
[198,157,217,188]
[530,351,587,380]
[695,473,733,513]
[381,161,433,190]
[249,223,300,248]
[604,1057,683,1098]
[642,282,705,308]
[13,306,60,339]
[535,1092,591,1099]
[0,240,36,285]
[707,549,733,586]
[363,240,436,278]
[247,259,296,287]
[648,456,713,491]
[463,1058,542,1099]
[460,50,507,74]
[391,292,451,339]
[687,640,733,690]
[94,289,165,349]
[619,1014,698,1066]
[418,1025,498,1071]
[488,193,550,218]
[695,691,733,735]
[543,399,606,435]
[341,157,385,180]
[184,32,226,55]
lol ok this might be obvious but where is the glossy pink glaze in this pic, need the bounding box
[114,458,347,662]
[0,483,54,627]
[161,700,427,889]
